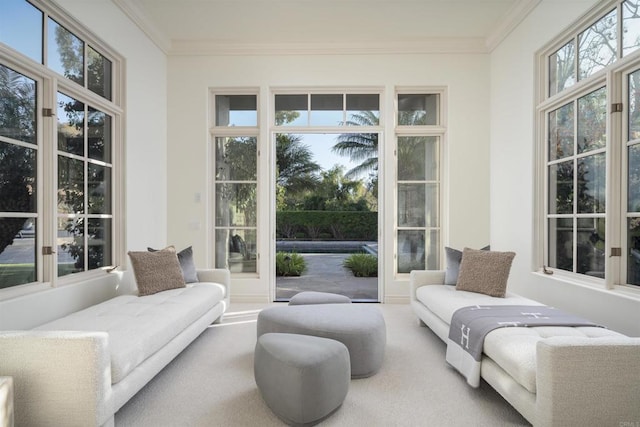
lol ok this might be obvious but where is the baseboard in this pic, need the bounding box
[383,295,409,304]
[230,294,271,304]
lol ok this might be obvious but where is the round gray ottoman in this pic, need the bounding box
[257,304,386,378]
[254,333,350,426]
[288,291,352,305]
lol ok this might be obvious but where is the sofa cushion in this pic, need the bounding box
[444,245,489,285]
[148,245,199,284]
[456,248,515,297]
[34,282,225,384]
[415,284,542,325]
[483,325,624,393]
[128,248,186,296]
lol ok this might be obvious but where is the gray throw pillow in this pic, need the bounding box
[444,245,490,285]
[455,247,515,298]
[128,248,186,296]
[148,245,199,283]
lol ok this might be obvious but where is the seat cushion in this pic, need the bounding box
[484,325,624,393]
[416,284,542,325]
[416,284,624,393]
[35,282,225,384]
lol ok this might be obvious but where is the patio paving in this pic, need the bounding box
[275,252,379,302]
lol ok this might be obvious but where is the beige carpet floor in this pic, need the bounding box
[115,303,530,426]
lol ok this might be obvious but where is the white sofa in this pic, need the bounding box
[0,268,230,427]
[410,270,640,427]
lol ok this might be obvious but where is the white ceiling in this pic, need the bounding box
[112,0,543,55]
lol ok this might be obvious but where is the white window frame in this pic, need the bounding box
[534,0,640,296]
[394,87,447,277]
[0,0,124,299]
[209,88,261,277]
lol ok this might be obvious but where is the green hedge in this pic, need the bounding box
[276,211,377,240]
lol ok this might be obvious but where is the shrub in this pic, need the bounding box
[343,253,378,277]
[275,252,306,276]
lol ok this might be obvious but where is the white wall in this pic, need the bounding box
[490,0,640,336]
[166,52,491,302]
[0,0,168,329]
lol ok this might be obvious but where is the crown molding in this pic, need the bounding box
[168,38,489,56]
[111,0,171,54]
[112,0,541,57]
[485,0,541,52]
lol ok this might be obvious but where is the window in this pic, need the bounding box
[211,93,259,273]
[274,93,380,127]
[538,0,640,289]
[0,0,122,290]
[395,90,444,274]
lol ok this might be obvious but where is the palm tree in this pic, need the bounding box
[276,133,321,208]
[332,111,379,179]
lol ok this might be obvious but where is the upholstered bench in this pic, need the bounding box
[288,291,351,305]
[257,304,386,378]
[254,333,350,425]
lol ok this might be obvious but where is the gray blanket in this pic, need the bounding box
[445,305,602,387]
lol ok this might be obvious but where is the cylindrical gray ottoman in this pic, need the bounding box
[288,291,352,305]
[257,304,386,378]
[254,333,350,426]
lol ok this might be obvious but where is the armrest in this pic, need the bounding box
[197,268,231,310]
[409,270,445,302]
[535,336,640,427]
[196,268,230,288]
[0,331,113,427]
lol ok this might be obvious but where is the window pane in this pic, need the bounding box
[0,0,43,64]
[397,230,431,273]
[0,218,36,288]
[576,217,605,277]
[623,0,640,57]
[548,102,574,161]
[88,163,111,214]
[577,87,606,153]
[87,46,112,100]
[48,18,84,85]
[398,94,438,125]
[549,161,574,214]
[310,94,343,126]
[215,137,257,181]
[577,153,606,213]
[0,64,37,144]
[398,183,437,228]
[398,136,438,181]
[398,183,424,227]
[627,218,640,285]
[88,107,112,163]
[216,229,257,273]
[346,94,379,125]
[215,95,257,126]
[629,69,640,140]
[215,183,257,227]
[58,156,84,214]
[549,217,573,271]
[549,41,576,96]
[58,217,83,277]
[0,141,37,213]
[578,9,617,81]
[629,144,640,212]
[87,218,111,269]
[275,94,308,126]
[57,92,84,156]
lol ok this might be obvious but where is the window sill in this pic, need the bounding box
[0,268,116,302]
[531,270,640,302]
